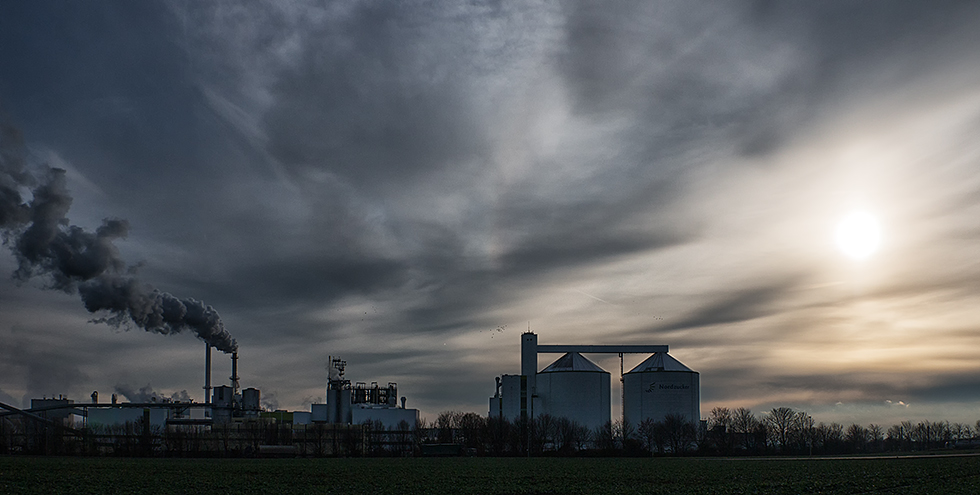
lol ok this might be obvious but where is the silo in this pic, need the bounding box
[535,352,610,430]
[623,352,699,426]
[211,385,234,423]
[242,388,261,418]
[326,384,351,423]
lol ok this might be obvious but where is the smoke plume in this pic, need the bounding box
[0,123,237,352]
[114,384,193,403]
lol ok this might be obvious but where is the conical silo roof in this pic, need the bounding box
[540,352,607,373]
[627,352,694,373]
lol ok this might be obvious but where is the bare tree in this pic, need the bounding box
[594,420,616,451]
[485,416,510,455]
[867,424,883,452]
[815,422,844,453]
[458,412,486,451]
[637,418,659,454]
[959,423,973,441]
[792,412,814,454]
[553,417,587,455]
[661,414,697,454]
[887,421,912,451]
[950,423,966,443]
[709,407,732,431]
[765,407,796,453]
[936,420,952,447]
[732,407,758,452]
[708,407,733,454]
[613,418,637,451]
[846,424,868,453]
[532,414,557,453]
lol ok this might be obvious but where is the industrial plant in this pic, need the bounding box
[75,345,418,431]
[1,331,701,456]
[315,356,419,428]
[0,341,420,456]
[490,332,700,429]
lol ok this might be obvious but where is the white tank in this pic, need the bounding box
[535,352,610,431]
[623,352,699,426]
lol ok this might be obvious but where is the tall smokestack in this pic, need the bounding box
[0,122,237,353]
[204,343,212,405]
[231,351,239,396]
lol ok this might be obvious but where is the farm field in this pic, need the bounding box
[2,454,979,494]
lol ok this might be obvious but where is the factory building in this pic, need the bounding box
[87,405,173,428]
[490,352,610,431]
[84,392,208,429]
[623,352,700,425]
[489,375,525,423]
[490,332,699,430]
[312,357,419,430]
[35,352,418,430]
[30,397,76,426]
[211,385,262,423]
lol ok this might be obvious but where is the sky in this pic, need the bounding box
[2,1,980,427]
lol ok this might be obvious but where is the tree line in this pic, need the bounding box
[419,407,980,456]
[3,406,979,457]
[704,406,979,456]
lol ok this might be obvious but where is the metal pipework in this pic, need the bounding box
[536,344,669,354]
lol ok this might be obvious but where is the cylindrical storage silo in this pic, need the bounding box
[326,386,351,424]
[211,385,233,423]
[535,352,610,431]
[242,388,261,417]
[623,353,699,426]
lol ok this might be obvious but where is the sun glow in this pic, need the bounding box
[836,211,881,260]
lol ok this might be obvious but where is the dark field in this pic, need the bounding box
[2,454,980,494]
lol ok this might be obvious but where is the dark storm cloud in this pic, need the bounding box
[3,0,980,422]
[210,1,755,343]
[555,0,980,163]
[191,2,980,417]
[636,275,806,334]
[768,0,980,78]
[261,2,494,189]
[555,2,810,159]
[753,371,980,407]
[0,2,206,180]
[494,176,696,273]
[900,374,980,404]
[500,234,667,276]
[224,256,410,307]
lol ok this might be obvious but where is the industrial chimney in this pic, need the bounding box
[204,343,212,405]
[230,351,240,396]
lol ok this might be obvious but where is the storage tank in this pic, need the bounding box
[623,352,699,426]
[211,385,234,423]
[326,384,351,423]
[535,352,610,430]
[242,388,261,417]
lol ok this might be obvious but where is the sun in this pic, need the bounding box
[835,211,881,260]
